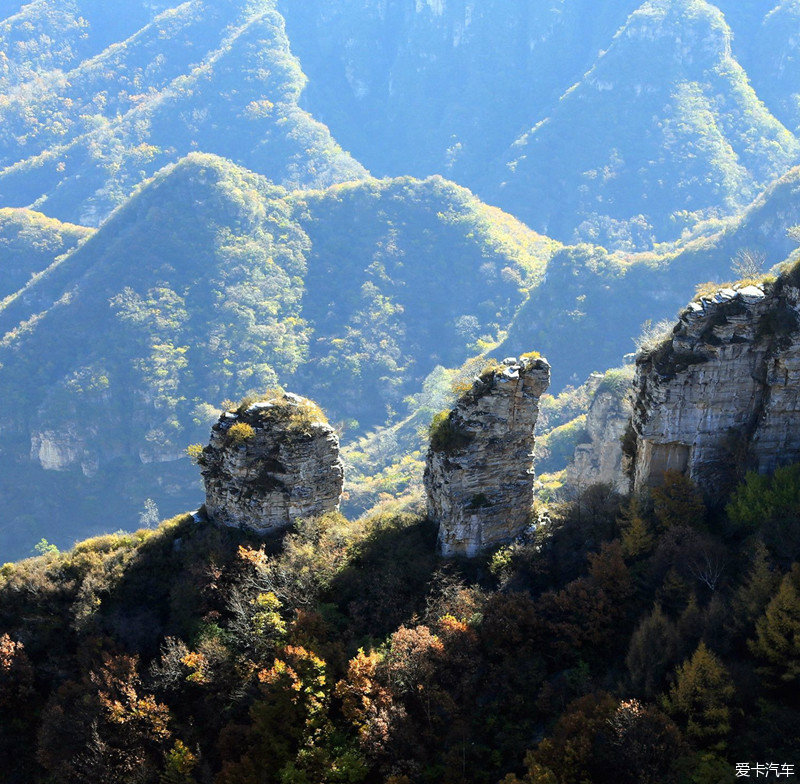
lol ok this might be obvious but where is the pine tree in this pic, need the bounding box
[618,496,654,558]
[160,740,197,784]
[626,605,678,699]
[662,642,735,751]
[652,471,706,530]
[748,563,800,688]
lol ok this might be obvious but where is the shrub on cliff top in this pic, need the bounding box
[227,422,255,445]
[235,392,330,437]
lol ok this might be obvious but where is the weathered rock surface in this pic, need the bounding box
[202,393,343,534]
[631,278,800,499]
[566,369,633,493]
[424,356,550,557]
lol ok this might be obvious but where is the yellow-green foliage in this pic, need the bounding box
[186,443,205,464]
[634,318,675,355]
[595,365,635,397]
[287,397,328,433]
[227,421,255,444]
[536,470,566,501]
[538,415,588,458]
[478,358,504,381]
[237,392,329,435]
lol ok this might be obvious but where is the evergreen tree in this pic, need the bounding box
[662,643,735,751]
[748,563,800,688]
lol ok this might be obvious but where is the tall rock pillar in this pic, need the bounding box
[424,356,550,557]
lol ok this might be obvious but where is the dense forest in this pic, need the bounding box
[1,462,798,783]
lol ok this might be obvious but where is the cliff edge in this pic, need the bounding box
[631,274,800,500]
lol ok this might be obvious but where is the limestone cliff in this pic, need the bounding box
[566,368,633,493]
[202,393,343,533]
[424,356,550,557]
[631,276,800,500]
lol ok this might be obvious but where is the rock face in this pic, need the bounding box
[202,393,344,533]
[631,278,800,500]
[566,369,633,493]
[424,356,550,557]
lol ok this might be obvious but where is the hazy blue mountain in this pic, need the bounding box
[489,0,799,247]
[0,153,554,557]
[279,0,641,183]
[0,0,366,225]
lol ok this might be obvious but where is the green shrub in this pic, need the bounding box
[429,410,472,453]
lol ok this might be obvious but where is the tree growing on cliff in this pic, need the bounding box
[651,471,706,530]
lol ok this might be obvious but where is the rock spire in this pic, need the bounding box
[424,355,550,557]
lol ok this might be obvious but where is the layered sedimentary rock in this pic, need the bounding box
[631,277,800,500]
[424,356,551,557]
[566,369,633,493]
[202,393,343,533]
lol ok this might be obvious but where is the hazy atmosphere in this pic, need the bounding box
[0,1,799,781]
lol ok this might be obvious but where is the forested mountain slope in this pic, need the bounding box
[0,154,556,557]
[0,0,365,225]
[4,0,800,553]
[501,165,800,389]
[0,208,91,297]
[490,0,799,246]
[280,0,800,247]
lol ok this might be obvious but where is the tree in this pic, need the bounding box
[729,542,779,638]
[662,643,735,751]
[727,465,800,565]
[652,472,706,531]
[140,498,160,528]
[626,605,678,699]
[216,645,366,784]
[748,563,800,689]
[527,693,618,784]
[618,496,654,558]
[603,700,688,784]
[161,740,198,784]
[730,248,765,279]
[37,653,172,783]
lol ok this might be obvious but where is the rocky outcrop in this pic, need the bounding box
[566,368,633,493]
[424,356,550,557]
[631,278,800,500]
[201,393,343,534]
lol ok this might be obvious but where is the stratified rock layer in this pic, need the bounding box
[424,356,551,557]
[566,369,633,493]
[202,393,343,533]
[631,279,800,499]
